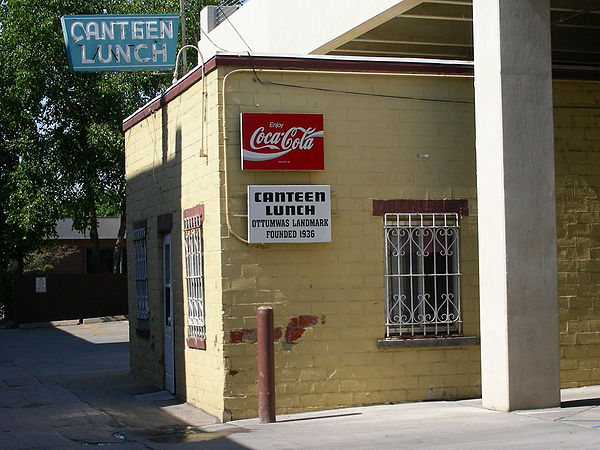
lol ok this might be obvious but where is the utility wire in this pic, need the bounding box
[554,105,600,109]
[218,5,253,52]
[199,26,230,52]
[256,78,475,104]
[248,62,600,108]
[248,58,474,105]
[551,4,600,26]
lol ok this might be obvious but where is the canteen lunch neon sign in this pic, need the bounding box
[61,15,179,71]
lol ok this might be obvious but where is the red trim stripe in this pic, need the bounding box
[122,54,600,132]
[122,55,474,132]
[373,199,469,217]
[183,204,205,221]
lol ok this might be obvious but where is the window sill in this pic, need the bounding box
[187,337,206,350]
[377,335,480,349]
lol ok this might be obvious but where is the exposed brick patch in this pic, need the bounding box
[229,369,239,376]
[372,199,469,217]
[229,326,288,345]
[229,329,257,344]
[286,326,306,344]
[283,315,325,350]
[228,315,323,349]
[230,330,247,344]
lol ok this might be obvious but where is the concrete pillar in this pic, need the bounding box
[473,0,560,411]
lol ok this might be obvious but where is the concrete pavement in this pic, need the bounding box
[226,392,600,449]
[1,320,600,448]
[0,320,223,449]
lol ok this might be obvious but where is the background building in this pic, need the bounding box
[51,218,123,274]
[13,217,127,324]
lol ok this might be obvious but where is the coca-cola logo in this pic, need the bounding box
[241,113,324,170]
[250,126,321,152]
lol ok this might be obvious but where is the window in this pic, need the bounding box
[183,210,206,343]
[133,227,149,324]
[384,213,461,338]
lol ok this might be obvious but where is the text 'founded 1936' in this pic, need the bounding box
[247,185,331,243]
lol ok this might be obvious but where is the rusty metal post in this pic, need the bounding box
[257,306,276,423]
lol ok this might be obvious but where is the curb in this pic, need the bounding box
[18,315,127,329]
[83,315,127,324]
[19,320,80,329]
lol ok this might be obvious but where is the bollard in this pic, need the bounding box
[257,306,276,423]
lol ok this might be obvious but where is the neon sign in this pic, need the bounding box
[61,15,179,72]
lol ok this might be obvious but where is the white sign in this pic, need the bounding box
[248,185,331,243]
[35,277,47,293]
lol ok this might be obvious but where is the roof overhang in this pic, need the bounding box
[322,0,600,73]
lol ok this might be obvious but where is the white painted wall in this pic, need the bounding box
[198,0,418,58]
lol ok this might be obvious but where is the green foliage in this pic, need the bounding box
[0,0,239,316]
[23,242,79,273]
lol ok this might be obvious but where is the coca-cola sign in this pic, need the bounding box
[241,113,324,170]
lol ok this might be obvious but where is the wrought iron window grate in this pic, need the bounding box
[384,213,461,338]
[133,227,149,321]
[184,215,206,339]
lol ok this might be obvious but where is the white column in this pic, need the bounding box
[473,0,560,411]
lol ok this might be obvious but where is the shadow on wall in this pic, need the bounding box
[126,96,188,398]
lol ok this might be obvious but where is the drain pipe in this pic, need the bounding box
[257,306,275,423]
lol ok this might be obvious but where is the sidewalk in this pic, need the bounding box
[223,388,600,449]
[1,320,600,449]
[0,320,221,449]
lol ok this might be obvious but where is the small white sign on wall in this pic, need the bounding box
[248,185,331,243]
[35,277,47,293]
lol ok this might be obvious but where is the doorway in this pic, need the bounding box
[163,233,174,393]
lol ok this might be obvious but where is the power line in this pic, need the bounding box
[551,4,600,26]
[199,25,230,52]
[218,4,253,53]
[248,60,474,106]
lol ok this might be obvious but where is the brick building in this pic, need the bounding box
[124,1,600,420]
[51,218,122,274]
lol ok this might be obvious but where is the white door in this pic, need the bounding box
[163,233,175,393]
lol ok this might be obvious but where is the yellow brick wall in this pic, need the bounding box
[554,80,600,387]
[125,70,227,420]
[125,105,174,389]
[219,68,481,419]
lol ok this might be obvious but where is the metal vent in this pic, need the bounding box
[203,5,238,33]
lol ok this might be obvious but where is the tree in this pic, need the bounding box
[0,0,238,319]
[0,5,61,316]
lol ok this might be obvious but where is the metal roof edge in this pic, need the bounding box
[122,53,475,132]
